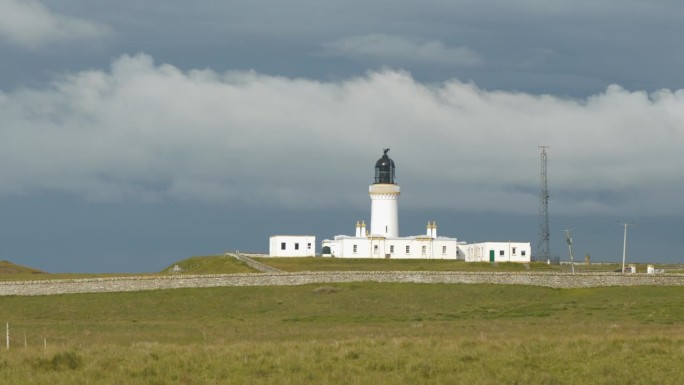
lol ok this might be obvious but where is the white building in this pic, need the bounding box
[269,235,316,257]
[461,242,531,263]
[270,149,531,262]
[323,221,462,260]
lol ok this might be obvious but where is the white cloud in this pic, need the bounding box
[1,53,683,217]
[324,34,483,66]
[0,0,112,49]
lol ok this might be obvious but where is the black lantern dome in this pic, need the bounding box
[374,148,396,184]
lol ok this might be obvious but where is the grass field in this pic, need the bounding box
[251,257,626,273]
[161,255,259,274]
[1,255,673,279]
[0,256,258,281]
[1,283,683,384]
[158,255,628,274]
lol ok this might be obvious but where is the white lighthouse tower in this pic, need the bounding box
[369,148,400,237]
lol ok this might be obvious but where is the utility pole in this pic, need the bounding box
[619,221,635,274]
[563,229,575,274]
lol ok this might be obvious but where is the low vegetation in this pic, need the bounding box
[0,260,46,278]
[1,256,676,281]
[253,257,625,273]
[1,283,682,384]
[0,256,257,281]
[160,255,258,274]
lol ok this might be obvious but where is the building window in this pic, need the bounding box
[295,243,299,250]
[373,244,379,254]
[281,242,286,250]
[307,243,311,250]
[499,250,504,256]
[405,245,410,254]
[421,245,427,255]
[442,246,447,254]
[390,245,394,254]
[353,244,358,253]
[522,250,526,256]
[512,247,517,255]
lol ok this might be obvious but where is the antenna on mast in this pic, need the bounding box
[537,146,551,263]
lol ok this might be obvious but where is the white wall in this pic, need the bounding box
[462,242,531,263]
[269,235,316,257]
[321,236,459,260]
[369,184,400,237]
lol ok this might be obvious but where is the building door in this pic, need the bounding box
[489,250,495,263]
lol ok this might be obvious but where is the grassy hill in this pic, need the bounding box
[161,255,258,274]
[0,260,46,275]
[166,255,628,273]
[252,257,561,272]
[2,254,677,281]
[175,255,684,274]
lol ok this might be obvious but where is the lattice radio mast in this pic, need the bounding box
[537,146,550,262]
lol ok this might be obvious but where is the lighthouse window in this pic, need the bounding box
[421,245,427,255]
[373,244,379,254]
[353,244,358,253]
[405,245,410,254]
[294,243,299,250]
[281,242,286,250]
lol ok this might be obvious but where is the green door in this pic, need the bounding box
[489,250,495,263]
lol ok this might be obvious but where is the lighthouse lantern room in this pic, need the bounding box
[369,149,400,238]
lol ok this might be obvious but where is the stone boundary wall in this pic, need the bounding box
[1,271,684,297]
[230,253,284,273]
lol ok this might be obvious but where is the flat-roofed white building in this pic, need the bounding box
[461,242,531,263]
[269,235,316,257]
[322,221,462,259]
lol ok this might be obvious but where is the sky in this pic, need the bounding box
[1,0,684,272]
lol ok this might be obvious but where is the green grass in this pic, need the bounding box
[0,259,161,281]
[0,260,47,280]
[1,255,677,281]
[1,283,683,384]
[0,272,164,282]
[0,255,257,281]
[252,257,624,273]
[160,255,258,274]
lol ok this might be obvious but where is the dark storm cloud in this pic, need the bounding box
[3,1,684,95]
[1,54,683,217]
